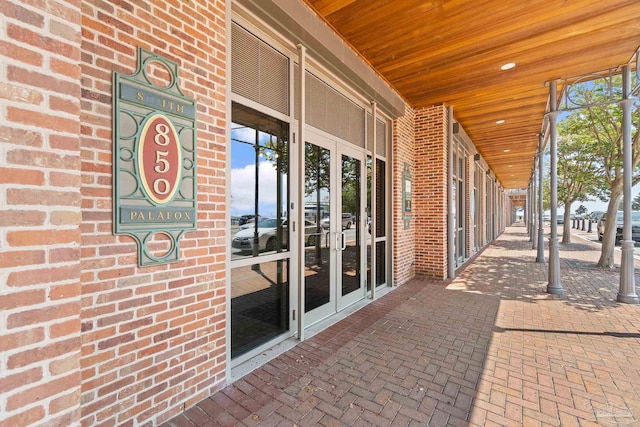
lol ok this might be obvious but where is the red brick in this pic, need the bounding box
[7,336,81,370]
[7,229,80,247]
[7,23,77,57]
[7,106,79,133]
[7,372,79,411]
[0,367,43,394]
[49,246,82,263]
[50,318,82,339]
[0,82,44,104]
[0,40,44,67]
[0,288,46,310]
[49,389,81,415]
[51,210,83,225]
[0,328,45,352]
[50,134,80,151]
[0,209,46,227]
[7,302,80,328]
[7,148,81,170]
[0,167,45,185]
[7,65,78,96]
[7,188,80,207]
[0,406,45,427]
[0,249,45,268]
[47,345,78,374]
[7,264,80,287]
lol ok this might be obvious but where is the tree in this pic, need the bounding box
[576,205,588,216]
[563,78,640,268]
[556,129,598,244]
[632,194,640,210]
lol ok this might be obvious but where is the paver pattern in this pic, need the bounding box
[163,223,640,426]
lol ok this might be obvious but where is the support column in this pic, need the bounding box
[618,65,639,304]
[532,163,538,249]
[447,107,455,279]
[296,44,307,338]
[547,81,563,294]
[537,134,545,262]
[528,184,533,240]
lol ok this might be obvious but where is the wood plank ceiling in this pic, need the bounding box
[302,0,640,190]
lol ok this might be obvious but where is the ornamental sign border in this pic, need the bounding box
[113,48,197,266]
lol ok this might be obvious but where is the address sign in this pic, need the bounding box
[113,48,197,266]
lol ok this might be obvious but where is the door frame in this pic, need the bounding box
[303,128,367,327]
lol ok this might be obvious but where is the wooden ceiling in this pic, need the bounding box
[302,0,640,189]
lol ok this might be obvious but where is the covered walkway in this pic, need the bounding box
[165,224,640,426]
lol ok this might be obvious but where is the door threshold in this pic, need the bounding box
[229,286,394,384]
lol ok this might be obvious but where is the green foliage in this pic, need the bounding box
[561,78,640,201]
[576,204,587,215]
[633,194,640,210]
[556,118,599,209]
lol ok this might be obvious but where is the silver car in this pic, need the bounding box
[232,218,319,252]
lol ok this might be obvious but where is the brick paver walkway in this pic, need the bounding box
[164,223,640,426]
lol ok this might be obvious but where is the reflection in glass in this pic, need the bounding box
[376,241,386,286]
[341,154,360,296]
[231,260,289,358]
[230,103,288,261]
[304,142,331,312]
[366,156,372,291]
[376,159,386,237]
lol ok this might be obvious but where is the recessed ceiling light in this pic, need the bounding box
[501,62,516,70]
[496,119,506,124]
[503,149,511,153]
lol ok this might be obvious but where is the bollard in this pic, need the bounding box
[572,218,576,229]
[588,219,592,233]
[581,218,586,231]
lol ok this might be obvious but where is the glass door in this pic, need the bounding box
[304,132,365,326]
[337,145,364,310]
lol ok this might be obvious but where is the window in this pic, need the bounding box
[230,102,290,358]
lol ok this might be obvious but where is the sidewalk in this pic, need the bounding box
[164,223,640,426]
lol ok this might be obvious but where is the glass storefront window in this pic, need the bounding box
[230,102,290,359]
[231,260,289,358]
[230,103,289,260]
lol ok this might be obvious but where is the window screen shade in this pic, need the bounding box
[231,23,289,115]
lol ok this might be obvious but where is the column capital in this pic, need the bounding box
[619,97,635,109]
[545,110,560,122]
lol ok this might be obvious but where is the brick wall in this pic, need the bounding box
[392,108,416,286]
[79,1,227,426]
[1,1,83,426]
[413,105,448,280]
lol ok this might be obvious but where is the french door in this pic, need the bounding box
[303,131,366,327]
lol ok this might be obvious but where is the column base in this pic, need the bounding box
[547,237,563,295]
[617,294,639,304]
[618,240,637,304]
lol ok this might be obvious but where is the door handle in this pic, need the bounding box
[336,231,346,251]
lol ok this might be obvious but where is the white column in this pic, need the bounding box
[536,134,545,263]
[547,81,563,295]
[296,44,307,338]
[618,65,639,304]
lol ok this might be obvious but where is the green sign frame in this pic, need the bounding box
[402,162,412,230]
[113,48,197,266]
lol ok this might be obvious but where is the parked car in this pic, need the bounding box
[321,213,354,230]
[557,214,564,224]
[238,214,260,226]
[597,211,640,243]
[232,218,319,252]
